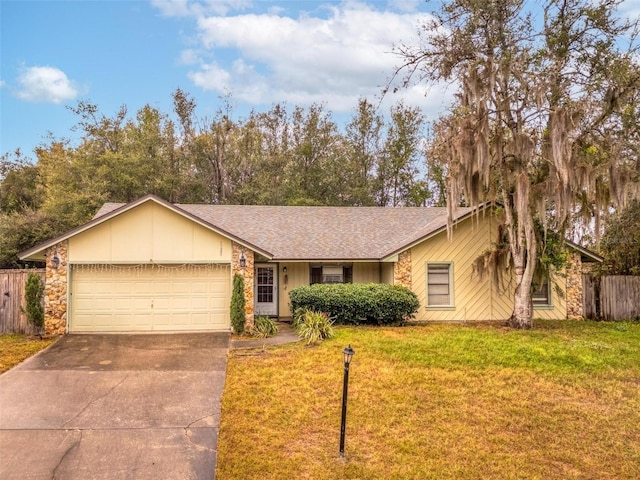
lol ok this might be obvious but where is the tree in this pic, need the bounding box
[286,103,344,205]
[344,98,384,206]
[598,200,640,275]
[393,0,640,328]
[230,273,246,334]
[377,102,428,206]
[0,151,42,214]
[22,272,45,337]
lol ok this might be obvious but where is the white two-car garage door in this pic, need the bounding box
[70,265,230,332]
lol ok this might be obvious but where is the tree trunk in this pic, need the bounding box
[509,276,533,329]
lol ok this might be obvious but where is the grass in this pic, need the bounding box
[0,334,56,374]
[216,320,640,479]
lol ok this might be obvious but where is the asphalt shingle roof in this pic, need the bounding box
[95,201,473,261]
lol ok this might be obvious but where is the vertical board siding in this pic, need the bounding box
[381,263,394,284]
[278,263,310,317]
[353,262,381,284]
[600,276,640,320]
[68,202,232,263]
[0,269,45,334]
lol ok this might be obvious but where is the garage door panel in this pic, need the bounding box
[71,265,230,332]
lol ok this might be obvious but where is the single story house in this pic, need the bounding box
[19,194,601,335]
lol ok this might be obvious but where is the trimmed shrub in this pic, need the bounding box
[293,309,335,345]
[249,316,279,338]
[230,273,246,334]
[22,272,45,337]
[289,283,419,325]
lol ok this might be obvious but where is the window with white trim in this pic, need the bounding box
[310,265,353,285]
[532,276,551,306]
[427,263,453,307]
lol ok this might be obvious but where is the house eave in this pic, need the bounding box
[565,240,603,263]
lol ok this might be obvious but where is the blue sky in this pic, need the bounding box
[2,0,639,159]
[0,0,443,158]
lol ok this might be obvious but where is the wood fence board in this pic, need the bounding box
[582,274,597,319]
[0,269,45,334]
[600,275,640,320]
[584,275,640,320]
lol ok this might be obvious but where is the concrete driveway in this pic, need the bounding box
[0,333,229,480]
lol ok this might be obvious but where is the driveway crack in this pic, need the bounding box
[184,427,216,452]
[52,430,82,480]
[186,412,217,429]
[61,373,130,428]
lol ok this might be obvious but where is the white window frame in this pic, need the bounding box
[426,262,454,309]
[532,275,553,308]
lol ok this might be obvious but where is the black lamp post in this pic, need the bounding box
[339,344,355,458]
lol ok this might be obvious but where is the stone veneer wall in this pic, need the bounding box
[394,250,412,289]
[44,242,68,335]
[232,242,255,328]
[566,253,583,319]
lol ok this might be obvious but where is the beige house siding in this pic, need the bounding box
[381,262,394,284]
[278,262,310,317]
[412,215,494,321]
[411,213,567,321]
[353,262,381,283]
[68,202,232,263]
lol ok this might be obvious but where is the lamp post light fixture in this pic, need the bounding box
[239,251,246,268]
[339,344,355,458]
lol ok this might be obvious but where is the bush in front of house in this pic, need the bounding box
[249,316,279,338]
[289,283,419,325]
[293,308,335,345]
[230,273,246,334]
[22,272,45,337]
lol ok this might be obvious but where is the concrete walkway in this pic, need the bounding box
[230,321,301,350]
[0,333,229,480]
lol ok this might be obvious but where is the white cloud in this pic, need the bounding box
[179,48,202,65]
[0,80,6,88]
[178,2,448,117]
[15,66,79,104]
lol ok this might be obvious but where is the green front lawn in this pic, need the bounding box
[0,334,56,373]
[216,320,640,479]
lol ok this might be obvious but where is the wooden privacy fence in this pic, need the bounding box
[583,274,640,320]
[0,269,45,334]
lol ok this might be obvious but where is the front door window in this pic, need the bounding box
[255,264,277,316]
[257,267,274,303]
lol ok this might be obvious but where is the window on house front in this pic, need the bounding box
[532,276,551,306]
[427,263,453,307]
[310,265,353,285]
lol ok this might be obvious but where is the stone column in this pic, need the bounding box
[394,250,412,289]
[232,242,255,328]
[44,241,68,335]
[566,253,584,320]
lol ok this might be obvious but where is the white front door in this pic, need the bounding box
[255,264,278,316]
